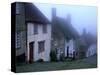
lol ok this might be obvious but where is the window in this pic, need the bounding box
[43,25,47,33]
[16,3,20,14]
[16,32,21,48]
[38,41,45,53]
[34,24,38,34]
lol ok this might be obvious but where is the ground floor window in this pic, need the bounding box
[38,41,45,53]
[16,32,21,48]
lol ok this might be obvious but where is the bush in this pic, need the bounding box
[50,50,57,61]
[36,59,44,62]
[78,45,87,59]
[60,53,65,61]
[72,51,76,60]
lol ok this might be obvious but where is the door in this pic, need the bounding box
[29,42,34,63]
[67,46,69,58]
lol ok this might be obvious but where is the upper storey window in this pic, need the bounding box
[43,25,47,33]
[16,3,20,14]
[34,24,38,34]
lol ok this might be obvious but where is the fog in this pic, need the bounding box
[34,3,97,35]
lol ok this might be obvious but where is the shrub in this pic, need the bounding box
[78,45,87,59]
[60,53,65,61]
[50,50,57,61]
[72,51,76,60]
[36,59,44,62]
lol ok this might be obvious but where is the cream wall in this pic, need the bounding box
[27,23,51,61]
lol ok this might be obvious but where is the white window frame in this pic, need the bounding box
[16,32,21,48]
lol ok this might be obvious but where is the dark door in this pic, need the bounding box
[67,46,69,58]
[29,42,34,63]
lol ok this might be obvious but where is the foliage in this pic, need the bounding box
[78,45,87,59]
[60,53,65,61]
[50,50,57,62]
[36,59,44,62]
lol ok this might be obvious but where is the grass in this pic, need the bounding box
[16,54,97,73]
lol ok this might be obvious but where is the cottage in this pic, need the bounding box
[51,8,79,60]
[15,2,51,62]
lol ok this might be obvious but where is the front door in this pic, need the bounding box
[67,46,69,58]
[29,42,34,63]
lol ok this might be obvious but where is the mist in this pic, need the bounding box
[34,3,97,36]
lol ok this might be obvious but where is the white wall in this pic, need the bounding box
[86,44,97,57]
[27,23,51,61]
[65,39,75,57]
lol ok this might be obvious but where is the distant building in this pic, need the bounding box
[86,44,97,57]
[51,8,79,60]
[77,29,97,59]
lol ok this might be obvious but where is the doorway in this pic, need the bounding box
[29,42,34,63]
[67,46,69,58]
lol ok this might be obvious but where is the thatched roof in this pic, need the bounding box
[15,2,50,24]
[52,16,79,40]
[24,3,50,24]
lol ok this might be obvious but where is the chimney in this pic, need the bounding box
[67,14,71,24]
[52,8,56,22]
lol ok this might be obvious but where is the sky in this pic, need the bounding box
[34,3,97,35]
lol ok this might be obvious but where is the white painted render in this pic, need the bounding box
[64,39,75,57]
[86,44,97,57]
[27,23,51,61]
